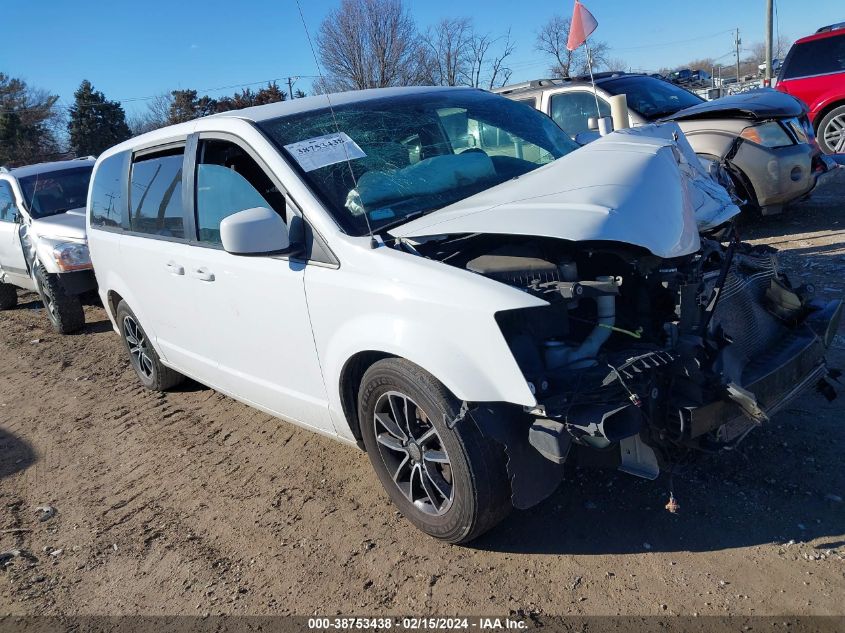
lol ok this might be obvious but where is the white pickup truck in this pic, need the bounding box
[0,158,96,333]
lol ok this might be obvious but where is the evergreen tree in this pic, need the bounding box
[168,89,217,123]
[0,72,60,166]
[255,82,286,105]
[67,80,131,156]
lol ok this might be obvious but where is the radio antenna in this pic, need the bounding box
[295,0,378,248]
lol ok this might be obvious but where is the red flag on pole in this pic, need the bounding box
[566,0,598,51]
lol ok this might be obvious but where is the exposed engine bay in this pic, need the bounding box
[405,231,842,496]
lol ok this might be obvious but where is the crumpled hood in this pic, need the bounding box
[29,208,87,241]
[390,123,739,258]
[662,88,806,122]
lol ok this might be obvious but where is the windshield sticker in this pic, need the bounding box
[284,133,366,172]
[368,208,396,221]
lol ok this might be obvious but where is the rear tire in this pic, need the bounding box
[0,283,17,310]
[115,300,184,391]
[359,358,512,544]
[816,105,845,155]
[34,266,84,334]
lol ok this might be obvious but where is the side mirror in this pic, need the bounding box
[220,207,292,256]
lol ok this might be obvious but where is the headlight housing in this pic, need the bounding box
[739,121,794,148]
[52,241,92,271]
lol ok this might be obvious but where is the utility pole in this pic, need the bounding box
[765,0,774,86]
[735,28,742,83]
[287,76,299,100]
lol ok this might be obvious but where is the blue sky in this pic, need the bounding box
[3,0,842,117]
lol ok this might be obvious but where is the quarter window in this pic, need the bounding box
[195,140,285,245]
[549,92,611,136]
[781,35,845,80]
[129,148,185,238]
[90,153,126,229]
[0,182,17,223]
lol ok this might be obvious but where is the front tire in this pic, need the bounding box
[34,266,84,334]
[0,283,17,310]
[817,105,845,155]
[115,300,184,391]
[359,358,512,544]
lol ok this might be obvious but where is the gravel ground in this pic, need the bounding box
[0,172,843,618]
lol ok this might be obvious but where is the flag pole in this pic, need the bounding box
[584,36,602,119]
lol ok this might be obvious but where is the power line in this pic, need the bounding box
[609,29,735,52]
[0,74,322,114]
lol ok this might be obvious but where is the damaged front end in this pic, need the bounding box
[412,232,842,509]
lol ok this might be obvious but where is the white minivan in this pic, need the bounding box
[87,87,840,543]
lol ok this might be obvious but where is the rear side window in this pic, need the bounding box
[0,181,17,223]
[195,140,285,245]
[129,148,185,239]
[549,92,611,136]
[781,35,845,80]
[90,153,126,229]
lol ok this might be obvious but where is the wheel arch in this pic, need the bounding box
[811,99,845,132]
[106,289,124,320]
[338,350,396,445]
[321,314,536,445]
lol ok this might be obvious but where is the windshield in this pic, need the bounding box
[601,76,703,120]
[258,90,578,235]
[19,165,93,219]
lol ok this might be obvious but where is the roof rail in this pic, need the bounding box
[74,155,96,161]
[493,78,568,93]
[495,72,631,94]
[0,166,9,174]
[816,21,845,33]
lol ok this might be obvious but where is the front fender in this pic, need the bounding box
[304,244,546,439]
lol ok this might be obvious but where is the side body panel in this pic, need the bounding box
[178,246,334,434]
[305,240,546,441]
[0,177,31,286]
[778,73,845,122]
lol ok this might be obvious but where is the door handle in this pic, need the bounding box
[165,262,185,275]
[190,267,215,282]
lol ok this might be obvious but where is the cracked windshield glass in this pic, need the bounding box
[259,90,578,235]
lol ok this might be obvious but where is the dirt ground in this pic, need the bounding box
[0,173,844,619]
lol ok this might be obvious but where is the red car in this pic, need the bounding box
[777,22,845,154]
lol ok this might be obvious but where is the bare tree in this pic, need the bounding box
[604,57,629,73]
[749,35,792,65]
[535,15,611,78]
[424,18,473,86]
[128,93,173,136]
[465,29,516,89]
[487,30,516,88]
[317,0,428,91]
